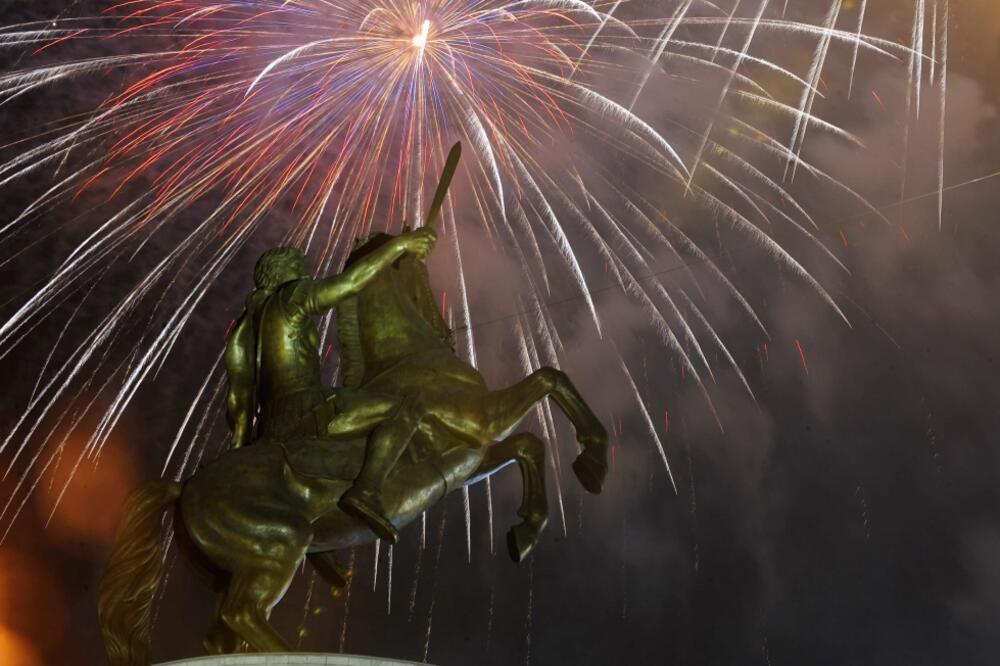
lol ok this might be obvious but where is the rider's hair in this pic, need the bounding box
[254,246,305,291]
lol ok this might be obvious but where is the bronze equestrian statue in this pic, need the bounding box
[97,148,609,664]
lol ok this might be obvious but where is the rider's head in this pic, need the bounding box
[254,247,308,291]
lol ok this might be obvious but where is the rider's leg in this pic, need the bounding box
[324,390,399,438]
[338,394,424,543]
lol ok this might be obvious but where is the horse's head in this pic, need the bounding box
[338,230,453,386]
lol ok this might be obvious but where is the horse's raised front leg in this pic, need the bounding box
[475,433,549,562]
[483,368,609,494]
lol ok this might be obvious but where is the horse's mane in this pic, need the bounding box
[337,233,453,389]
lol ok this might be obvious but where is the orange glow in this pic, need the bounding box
[0,551,64,666]
[35,434,137,547]
[0,626,42,666]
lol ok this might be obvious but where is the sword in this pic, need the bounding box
[424,141,462,229]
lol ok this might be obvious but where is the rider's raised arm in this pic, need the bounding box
[224,313,255,449]
[305,228,437,315]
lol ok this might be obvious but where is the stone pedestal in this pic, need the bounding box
[156,655,430,666]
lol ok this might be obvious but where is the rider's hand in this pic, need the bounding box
[400,227,437,259]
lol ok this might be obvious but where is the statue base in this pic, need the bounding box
[156,654,430,666]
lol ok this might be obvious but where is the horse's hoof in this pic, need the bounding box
[572,450,607,494]
[507,523,540,563]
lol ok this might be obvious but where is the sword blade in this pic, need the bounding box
[424,141,462,229]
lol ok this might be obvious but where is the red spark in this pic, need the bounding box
[441,291,448,320]
[871,89,886,110]
[664,409,670,433]
[223,318,236,340]
[32,29,88,56]
[763,342,769,362]
[322,343,334,366]
[839,229,849,248]
[794,339,810,376]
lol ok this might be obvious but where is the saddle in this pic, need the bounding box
[272,436,366,482]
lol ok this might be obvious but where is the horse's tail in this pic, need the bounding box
[98,479,182,666]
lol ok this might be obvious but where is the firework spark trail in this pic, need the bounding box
[387,543,394,614]
[937,1,949,230]
[524,559,534,666]
[629,0,696,110]
[930,1,938,84]
[922,398,944,476]
[484,476,495,554]
[785,0,843,182]
[855,484,871,541]
[847,0,869,98]
[175,377,227,480]
[572,0,622,76]
[407,527,425,622]
[912,0,927,118]
[615,345,678,494]
[185,403,226,474]
[422,509,447,663]
[686,0,769,192]
[0,0,924,539]
[682,423,699,575]
[296,571,318,648]
[678,289,756,403]
[338,549,356,653]
[712,0,743,63]
[899,0,932,215]
[574,213,725,434]
[161,350,224,476]
[462,485,472,563]
[485,581,495,652]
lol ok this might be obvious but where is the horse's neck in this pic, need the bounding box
[357,268,448,367]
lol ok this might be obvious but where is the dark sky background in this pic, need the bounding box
[2,1,1000,665]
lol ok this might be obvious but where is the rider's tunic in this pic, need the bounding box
[255,279,336,440]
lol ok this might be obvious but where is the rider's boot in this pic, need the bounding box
[339,481,398,543]
[339,401,420,544]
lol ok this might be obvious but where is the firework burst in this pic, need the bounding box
[0,1,942,538]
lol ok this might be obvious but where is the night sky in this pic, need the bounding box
[2,2,1000,665]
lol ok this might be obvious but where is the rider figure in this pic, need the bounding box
[224,227,437,543]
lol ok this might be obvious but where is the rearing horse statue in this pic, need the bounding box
[97,231,608,665]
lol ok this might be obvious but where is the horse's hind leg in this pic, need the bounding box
[204,611,241,654]
[483,368,608,493]
[476,433,549,562]
[204,586,242,654]
[220,562,301,652]
[217,523,311,652]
